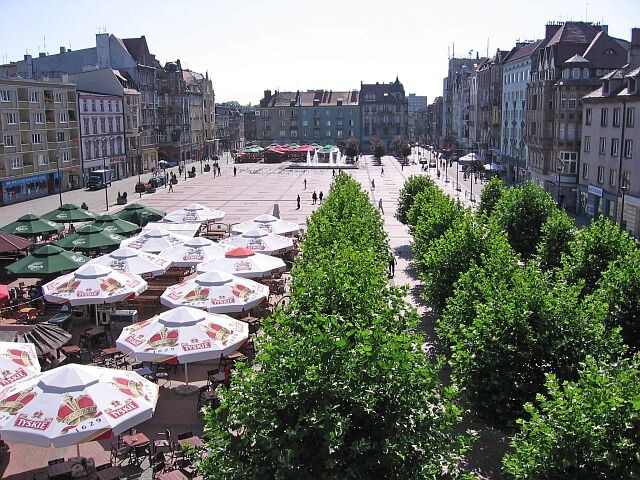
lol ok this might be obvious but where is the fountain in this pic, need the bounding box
[288,145,356,170]
[306,150,312,165]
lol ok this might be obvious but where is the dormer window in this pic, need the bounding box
[604,48,616,55]
[563,68,570,79]
[583,68,590,79]
[572,68,581,79]
[628,78,637,95]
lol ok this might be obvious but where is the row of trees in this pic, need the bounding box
[397,176,640,477]
[199,173,472,479]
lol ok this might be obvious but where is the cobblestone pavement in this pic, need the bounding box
[0,154,491,479]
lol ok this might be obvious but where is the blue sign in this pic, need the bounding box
[2,174,48,189]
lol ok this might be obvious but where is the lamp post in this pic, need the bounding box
[55,149,63,207]
[455,159,460,193]
[469,165,474,202]
[137,142,142,198]
[103,155,109,211]
[620,182,628,231]
[444,158,449,183]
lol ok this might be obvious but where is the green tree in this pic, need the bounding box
[588,250,640,352]
[477,177,504,219]
[396,175,436,225]
[371,138,386,159]
[412,195,464,265]
[535,210,576,272]
[440,238,621,430]
[416,213,488,312]
[560,215,639,296]
[503,356,640,479]
[489,181,557,259]
[344,136,359,159]
[405,184,447,229]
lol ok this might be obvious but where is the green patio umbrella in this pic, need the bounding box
[310,143,321,148]
[1,214,63,238]
[42,203,98,223]
[90,214,141,236]
[6,245,90,277]
[116,203,166,227]
[55,225,124,251]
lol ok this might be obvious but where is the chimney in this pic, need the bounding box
[263,90,272,101]
[601,25,608,34]
[629,28,640,70]
[545,22,563,40]
[60,46,66,54]
[22,54,34,79]
[96,33,110,69]
[38,52,46,58]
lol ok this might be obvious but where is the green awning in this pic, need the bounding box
[1,214,64,237]
[6,245,90,276]
[55,224,124,251]
[116,203,166,226]
[42,204,98,223]
[90,214,141,236]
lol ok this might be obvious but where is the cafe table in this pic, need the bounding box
[122,432,150,447]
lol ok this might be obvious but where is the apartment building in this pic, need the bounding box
[0,78,81,205]
[525,21,629,211]
[360,78,407,151]
[578,28,640,236]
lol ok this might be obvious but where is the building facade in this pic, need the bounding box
[0,78,81,205]
[156,60,191,165]
[500,40,543,183]
[77,92,125,180]
[578,28,640,236]
[255,90,360,147]
[407,94,427,143]
[360,78,408,151]
[525,21,629,211]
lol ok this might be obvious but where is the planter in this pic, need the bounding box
[188,172,196,178]
[116,197,127,205]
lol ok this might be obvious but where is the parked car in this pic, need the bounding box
[147,176,165,188]
[419,157,428,164]
[429,159,437,168]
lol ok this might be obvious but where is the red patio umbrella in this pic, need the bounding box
[0,231,32,254]
[0,284,10,303]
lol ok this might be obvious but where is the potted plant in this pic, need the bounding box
[204,164,211,172]
[116,192,127,205]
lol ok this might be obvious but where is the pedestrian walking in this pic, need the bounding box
[378,198,384,214]
[168,181,174,192]
[217,165,222,176]
[332,169,335,178]
[371,179,375,190]
[388,253,396,278]
[233,166,237,176]
[381,167,384,176]
[296,195,300,210]
[319,191,323,203]
[304,178,307,190]
[213,167,217,178]
[312,191,318,205]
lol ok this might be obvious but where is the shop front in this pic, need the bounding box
[0,173,55,206]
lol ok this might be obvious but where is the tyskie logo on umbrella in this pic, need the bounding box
[99,277,124,293]
[106,398,140,420]
[182,212,198,222]
[0,389,37,414]
[233,260,252,272]
[108,260,126,271]
[258,224,273,233]
[231,283,255,300]
[248,239,266,250]
[147,327,179,349]
[27,262,45,271]
[184,286,209,303]
[57,393,101,433]
[55,279,81,294]
[182,248,204,261]
[111,376,150,401]
[0,368,29,387]
[201,323,232,345]
[14,411,53,431]
[2,348,33,368]
[181,338,212,352]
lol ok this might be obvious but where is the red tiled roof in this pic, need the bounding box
[546,22,599,47]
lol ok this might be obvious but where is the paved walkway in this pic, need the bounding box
[0,154,494,479]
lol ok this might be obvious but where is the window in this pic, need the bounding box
[280,120,286,127]
[624,139,633,158]
[279,130,285,137]
[85,143,91,160]
[572,68,581,79]
[82,99,88,111]
[0,90,9,102]
[302,120,308,127]
[254,110,260,116]
[61,151,70,162]
[582,163,589,180]
[584,136,591,152]
[29,91,39,102]
[560,93,567,109]
[83,118,90,133]
[108,101,112,112]
[611,138,619,156]
[115,117,121,131]
[597,166,605,183]
[337,129,343,137]
[57,132,64,142]
[600,108,608,126]
[37,154,48,166]
[100,100,104,112]
[326,130,331,137]
[613,108,621,127]
[115,102,120,112]
[116,138,123,154]
[34,112,44,124]
[100,118,106,133]
[31,133,41,144]
[91,100,96,112]
[11,157,23,169]
[609,169,617,186]
[568,93,576,109]
[626,107,635,127]
[559,151,578,174]
[599,137,607,154]
[585,108,592,125]
[93,142,99,158]
[58,111,67,123]
[6,112,17,124]
[92,118,98,134]
[278,110,285,117]
[326,120,331,127]
[3,135,14,147]
[54,92,63,103]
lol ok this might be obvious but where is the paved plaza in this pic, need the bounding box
[0,154,483,479]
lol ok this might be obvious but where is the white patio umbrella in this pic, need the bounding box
[159,237,229,268]
[219,228,294,255]
[121,228,189,253]
[160,270,269,314]
[116,307,248,391]
[87,246,172,279]
[231,214,300,236]
[163,203,226,224]
[197,247,286,279]
[0,364,158,451]
[42,264,148,306]
[0,342,40,389]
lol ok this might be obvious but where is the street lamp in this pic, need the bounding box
[55,149,63,207]
[137,141,142,198]
[103,155,109,212]
[620,181,629,231]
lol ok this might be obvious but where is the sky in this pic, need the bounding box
[0,0,638,105]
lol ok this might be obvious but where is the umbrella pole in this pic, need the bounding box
[77,443,80,458]
[175,362,197,395]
